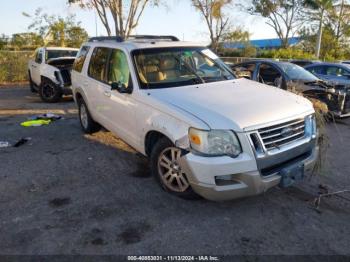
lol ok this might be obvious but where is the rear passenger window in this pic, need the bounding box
[73,46,90,72]
[88,47,110,82]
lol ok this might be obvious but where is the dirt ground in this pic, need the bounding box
[0,86,349,256]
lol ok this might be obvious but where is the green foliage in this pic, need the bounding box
[249,0,304,48]
[0,51,33,83]
[300,25,350,60]
[10,33,43,50]
[24,8,88,47]
[258,48,316,59]
[0,35,7,50]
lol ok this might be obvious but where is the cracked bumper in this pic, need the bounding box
[179,146,319,201]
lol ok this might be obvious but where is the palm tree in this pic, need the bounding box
[304,0,335,58]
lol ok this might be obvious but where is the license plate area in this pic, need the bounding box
[278,163,305,188]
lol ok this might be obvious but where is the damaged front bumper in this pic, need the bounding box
[178,140,318,201]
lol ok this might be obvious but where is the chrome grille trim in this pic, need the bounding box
[258,118,306,151]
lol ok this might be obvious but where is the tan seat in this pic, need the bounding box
[142,65,164,82]
[159,57,178,80]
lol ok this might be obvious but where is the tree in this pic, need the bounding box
[10,33,43,50]
[23,8,88,47]
[0,34,8,50]
[68,0,160,37]
[192,0,233,52]
[248,0,304,48]
[304,0,335,58]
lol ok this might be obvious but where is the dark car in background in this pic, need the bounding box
[304,62,350,87]
[289,60,318,67]
[231,60,350,117]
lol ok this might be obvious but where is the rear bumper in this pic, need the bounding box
[180,143,318,201]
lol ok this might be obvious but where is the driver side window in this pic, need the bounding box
[258,64,282,88]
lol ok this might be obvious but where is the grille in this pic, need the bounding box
[344,93,350,113]
[258,118,306,150]
[60,69,71,85]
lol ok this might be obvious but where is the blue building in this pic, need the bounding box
[223,37,301,50]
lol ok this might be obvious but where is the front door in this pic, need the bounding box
[103,48,138,147]
[87,47,138,147]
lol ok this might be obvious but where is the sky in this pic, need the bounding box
[0,0,277,43]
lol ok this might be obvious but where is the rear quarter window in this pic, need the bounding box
[73,46,90,73]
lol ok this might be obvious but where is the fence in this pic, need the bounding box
[0,51,33,83]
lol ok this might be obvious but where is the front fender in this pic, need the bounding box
[41,65,61,86]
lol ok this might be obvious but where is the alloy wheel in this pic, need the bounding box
[157,147,190,192]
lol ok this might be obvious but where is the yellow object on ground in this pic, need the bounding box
[20,119,51,127]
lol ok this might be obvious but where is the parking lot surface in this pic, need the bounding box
[0,86,350,255]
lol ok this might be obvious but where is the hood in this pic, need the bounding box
[148,78,314,131]
[47,57,76,66]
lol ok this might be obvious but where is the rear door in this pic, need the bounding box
[86,47,111,126]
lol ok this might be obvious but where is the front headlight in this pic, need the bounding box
[188,128,242,157]
[305,114,317,139]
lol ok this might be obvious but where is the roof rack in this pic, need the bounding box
[127,35,179,42]
[88,36,124,42]
[88,35,179,43]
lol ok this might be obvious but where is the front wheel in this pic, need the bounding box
[39,79,62,103]
[150,137,199,199]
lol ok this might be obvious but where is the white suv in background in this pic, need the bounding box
[28,47,78,102]
[71,35,318,201]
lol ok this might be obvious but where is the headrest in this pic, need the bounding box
[159,57,176,71]
[144,65,159,73]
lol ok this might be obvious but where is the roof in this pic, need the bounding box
[44,47,79,51]
[84,40,205,52]
[305,62,350,69]
[223,37,301,49]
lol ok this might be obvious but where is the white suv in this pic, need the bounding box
[28,47,78,102]
[71,36,318,201]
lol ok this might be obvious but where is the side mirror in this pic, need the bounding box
[111,82,132,94]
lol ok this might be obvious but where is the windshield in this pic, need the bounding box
[46,50,78,61]
[133,47,235,89]
[279,62,318,82]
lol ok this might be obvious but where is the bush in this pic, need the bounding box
[0,51,33,83]
[258,48,315,60]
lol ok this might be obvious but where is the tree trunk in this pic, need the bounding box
[315,10,324,59]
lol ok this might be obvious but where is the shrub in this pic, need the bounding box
[0,51,33,83]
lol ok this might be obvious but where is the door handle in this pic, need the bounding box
[32,65,37,68]
[104,91,111,97]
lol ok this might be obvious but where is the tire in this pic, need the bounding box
[150,137,199,199]
[28,71,37,93]
[39,79,62,103]
[78,98,101,134]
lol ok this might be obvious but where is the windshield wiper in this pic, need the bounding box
[171,55,205,84]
